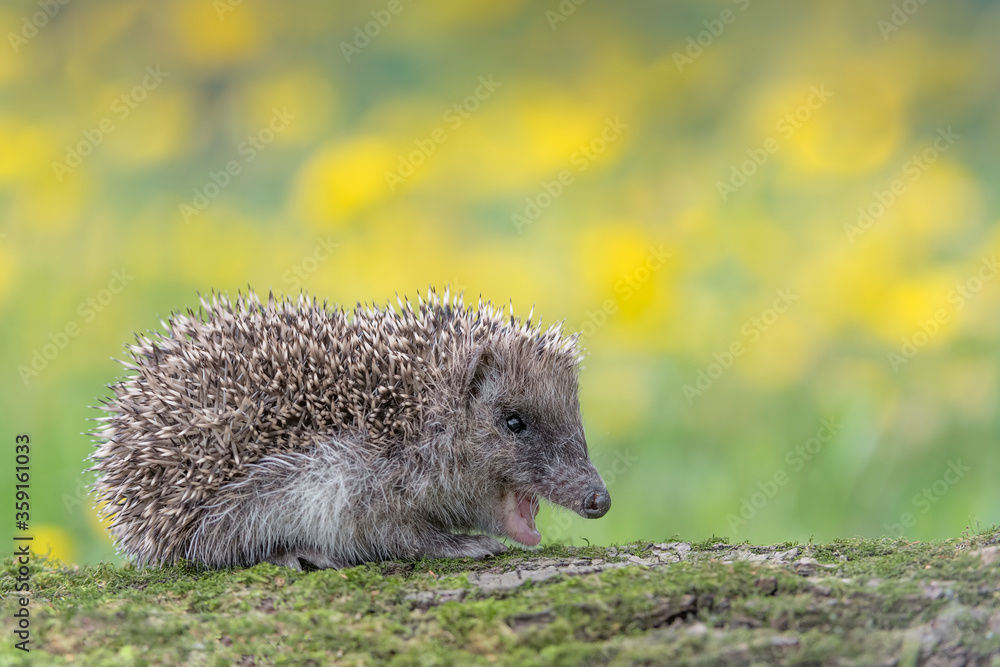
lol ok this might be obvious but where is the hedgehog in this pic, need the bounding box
[89,287,610,570]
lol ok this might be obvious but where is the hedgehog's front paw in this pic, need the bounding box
[430,534,507,560]
[295,549,348,570]
[263,549,346,570]
[468,534,508,559]
[265,551,303,571]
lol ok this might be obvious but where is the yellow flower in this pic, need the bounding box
[28,525,77,565]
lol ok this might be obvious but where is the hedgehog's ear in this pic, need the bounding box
[466,347,496,402]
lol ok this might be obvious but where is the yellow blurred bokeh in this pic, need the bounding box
[1,0,997,564]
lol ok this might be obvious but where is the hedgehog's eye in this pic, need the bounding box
[505,413,526,434]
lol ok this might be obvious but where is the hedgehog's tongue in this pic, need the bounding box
[502,491,541,546]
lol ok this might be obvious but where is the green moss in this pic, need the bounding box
[688,534,735,551]
[2,528,998,665]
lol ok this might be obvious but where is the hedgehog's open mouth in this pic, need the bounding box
[500,491,541,546]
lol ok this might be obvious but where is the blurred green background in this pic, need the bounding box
[2,0,998,566]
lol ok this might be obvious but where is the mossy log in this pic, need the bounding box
[2,528,998,666]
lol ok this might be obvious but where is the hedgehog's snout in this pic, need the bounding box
[581,487,611,519]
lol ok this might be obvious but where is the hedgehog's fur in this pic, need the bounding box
[90,287,610,569]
